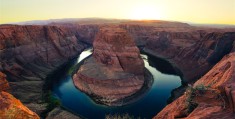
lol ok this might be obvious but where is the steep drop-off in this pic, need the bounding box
[120,24,235,82]
[0,91,40,119]
[154,53,235,119]
[0,71,39,119]
[0,25,97,116]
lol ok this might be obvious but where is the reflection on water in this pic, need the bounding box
[52,48,181,119]
[77,48,93,63]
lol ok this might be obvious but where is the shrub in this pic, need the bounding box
[46,91,61,111]
[185,84,209,114]
[41,91,61,118]
[185,85,198,114]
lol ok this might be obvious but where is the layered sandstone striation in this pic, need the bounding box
[0,25,96,116]
[0,91,40,119]
[93,27,144,76]
[120,24,235,82]
[120,24,235,103]
[73,26,147,106]
[154,53,235,119]
[0,72,39,119]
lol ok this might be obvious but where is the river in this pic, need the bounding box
[52,48,181,119]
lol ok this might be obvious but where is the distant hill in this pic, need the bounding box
[5,18,235,29]
[4,18,129,25]
[190,23,235,28]
[3,18,190,27]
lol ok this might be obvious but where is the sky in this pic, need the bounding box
[0,0,235,24]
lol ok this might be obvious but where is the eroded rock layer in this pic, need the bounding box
[73,26,146,106]
[0,71,39,119]
[93,27,144,76]
[120,24,235,82]
[0,91,40,119]
[0,25,97,116]
[154,53,235,119]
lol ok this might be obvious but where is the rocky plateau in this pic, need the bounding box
[72,26,150,106]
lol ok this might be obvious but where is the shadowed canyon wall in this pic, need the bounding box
[0,24,98,116]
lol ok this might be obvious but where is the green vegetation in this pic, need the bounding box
[68,65,76,74]
[46,91,61,110]
[185,85,198,114]
[185,84,210,114]
[105,114,142,119]
[41,91,61,118]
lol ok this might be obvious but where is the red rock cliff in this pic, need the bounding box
[0,25,94,116]
[0,91,40,119]
[93,26,144,76]
[154,53,235,119]
[121,24,235,82]
[0,71,39,119]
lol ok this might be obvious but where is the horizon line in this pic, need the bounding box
[1,17,235,26]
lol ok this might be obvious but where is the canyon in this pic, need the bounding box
[0,24,96,118]
[0,19,235,118]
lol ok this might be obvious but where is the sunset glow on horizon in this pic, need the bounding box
[0,0,235,24]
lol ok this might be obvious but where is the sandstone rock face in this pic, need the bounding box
[120,24,235,104]
[154,53,235,119]
[0,91,40,119]
[73,26,148,106]
[0,25,93,116]
[0,72,9,91]
[146,31,235,82]
[121,24,235,83]
[0,72,39,118]
[0,25,86,80]
[93,27,144,76]
[51,23,99,45]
